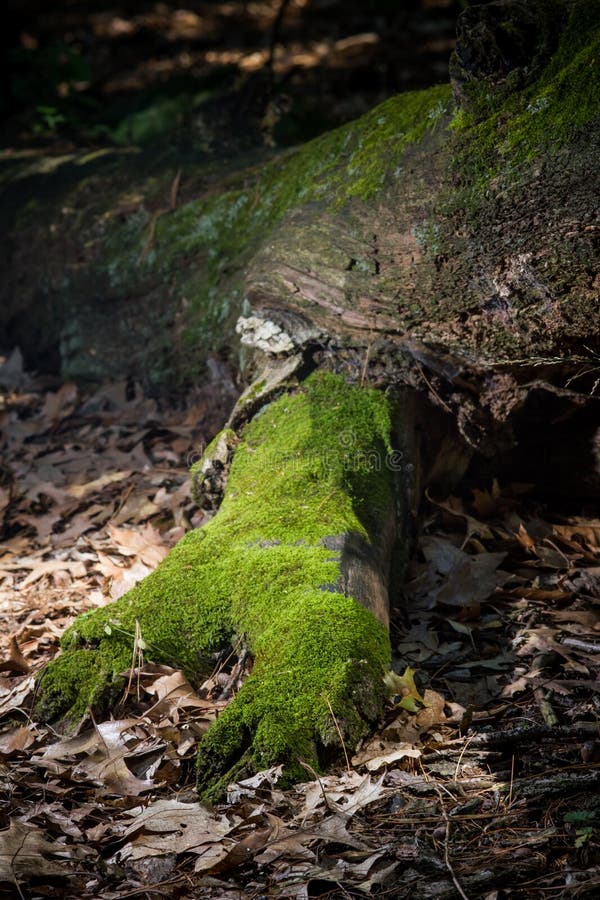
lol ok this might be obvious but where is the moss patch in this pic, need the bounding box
[450,0,600,202]
[36,372,398,791]
[98,84,452,367]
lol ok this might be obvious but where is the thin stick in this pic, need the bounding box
[431,777,471,900]
[298,759,335,813]
[122,619,144,705]
[137,209,160,266]
[508,754,515,808]
[324,695,351,773]
[360,338,372,387]
[454,734,475,781]
[415,361,452,413]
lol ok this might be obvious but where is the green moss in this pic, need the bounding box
[245,82,452,215]
[243,379,267,401]
[451,1,600,200]
[36,372,396,789]
[34,644,132,723]
[110,95,193,147]
[197,592,387,798]
[96,84,452,365]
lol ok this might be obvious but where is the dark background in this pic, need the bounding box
[1,0,463,150]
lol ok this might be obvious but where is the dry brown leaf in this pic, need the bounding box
[11,557,87,589]
[112,494,161,525]
[517,625,589,673]
[361,743,421,772]
[17,511,60,541]
[0,820,70,884]
[415,688,448,730]
[554,519,600,550]
[550,609,600,629]
[506,587,572,603]
[36,719,157,794]
[471,480,501,518]
[317,773,386,820]
[515,522,537,553]
[117,798,233,861]
[24,480,69,505]
[206,827,275,873]
[358,860,401,892]
[418,537,509,609]
[226,765,285,802]
[0,725,36,754]
[0,636,30,674]
[297,770,366,820]
[42,382,78,421]
[310,814,368,849]
[145,669,217,716]
[65,470,132,499]
[107,522,168,567]
[427,492,494,541]
[110,560,156,599]
[194,842,240,874]
[0,675,36,717]
[51,511,97,547]
[501,675,532,698]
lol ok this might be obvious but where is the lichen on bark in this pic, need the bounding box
[36,371,404,794]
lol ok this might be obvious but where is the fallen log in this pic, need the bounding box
[31,0,600,795]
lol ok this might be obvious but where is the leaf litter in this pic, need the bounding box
[1,354,600,898]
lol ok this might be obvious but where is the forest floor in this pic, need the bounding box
[1,352,599,899]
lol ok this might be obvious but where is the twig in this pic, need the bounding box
[136,209,160,266]
[216,647,249,700]
[562,637,600,653]
[360,338,373,387]
[88,706,107,753]
[541,537,571,568]
[508,754,515,808]
[109,878,186,899]
[209,634,246,682]
[112,480,135,519]
[137,168,182,265]
[453,734,475,780]
[122,619,144,704]
[415,361,452,413]
[441,723,599,749]
[298,759,335,813]
[324,695,351,773]
[11,873,26,900]
[429,775,471,900]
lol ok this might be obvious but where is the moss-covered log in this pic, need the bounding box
[20,0,600,794]
[36,372,409,794]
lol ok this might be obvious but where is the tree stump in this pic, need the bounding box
[30,0,600,794]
